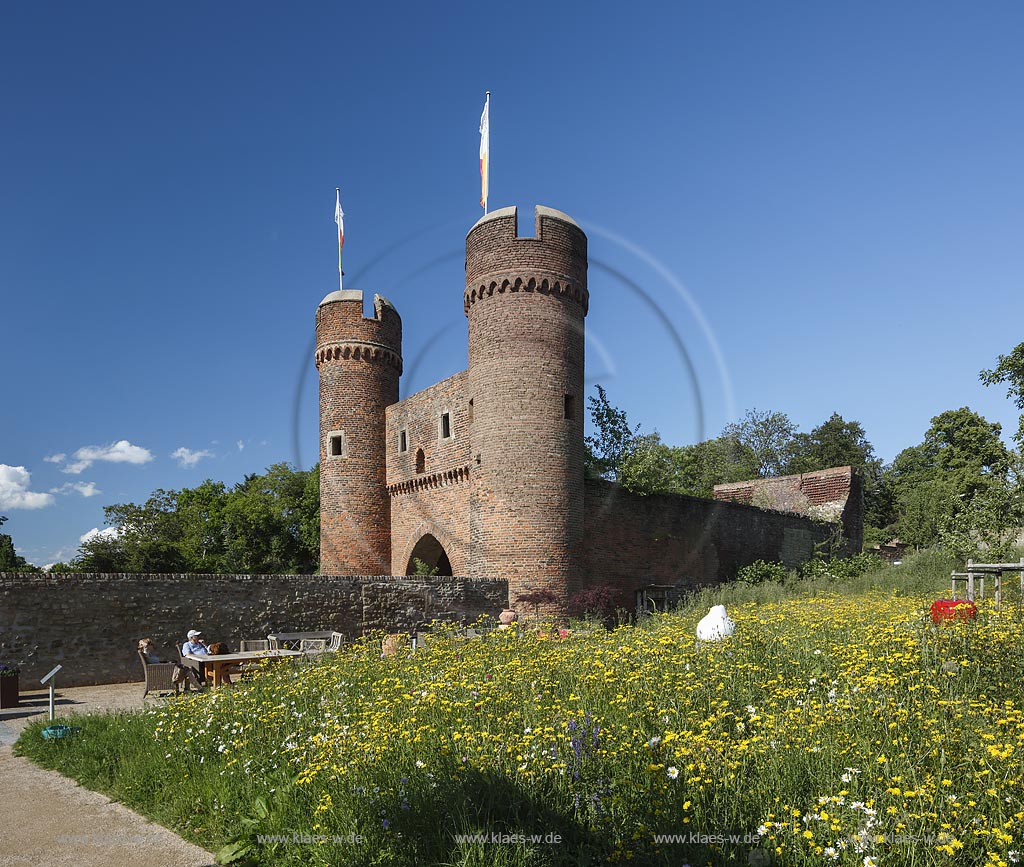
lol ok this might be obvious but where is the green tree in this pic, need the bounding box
[786,412,892,533]
[981,341,1024,447]
[69,464,320,574]
[618,433,682,496]
[889,408,1011,548]
[584,385,640,481]
[722,409,798,478]
[0,516,38,571]
[672,435,758,497]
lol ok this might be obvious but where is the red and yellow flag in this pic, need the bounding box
[334,188,345,288]
[479,93,490,212]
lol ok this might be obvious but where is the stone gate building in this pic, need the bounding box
[316,206,862,611]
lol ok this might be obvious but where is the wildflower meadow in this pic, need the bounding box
[15,551,1024,866]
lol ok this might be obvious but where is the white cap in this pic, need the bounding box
[187,630,202,638]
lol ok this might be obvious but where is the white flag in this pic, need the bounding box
[479,93,490,211]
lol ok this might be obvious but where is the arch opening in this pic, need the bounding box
[405,534,453,576]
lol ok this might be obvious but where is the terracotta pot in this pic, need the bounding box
[0,675,18,709]
[498,608,518,626]
[381,634,407,656]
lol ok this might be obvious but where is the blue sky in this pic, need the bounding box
[2,2,1022,566]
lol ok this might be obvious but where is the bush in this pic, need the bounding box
[735,560,788,585]
[567,584,630,622]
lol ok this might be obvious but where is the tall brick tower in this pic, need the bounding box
[315,290,402,574]
[464,206,588,609]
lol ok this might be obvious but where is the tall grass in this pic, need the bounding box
[15,549,1024,867]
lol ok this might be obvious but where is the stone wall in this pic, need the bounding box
[579,479,838,602]
[0,573,507,687]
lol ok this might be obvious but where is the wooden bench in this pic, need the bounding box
[952,558,1024,606]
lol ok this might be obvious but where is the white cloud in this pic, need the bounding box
[0,465,55,510]
[79,526,121,545]
[44,453,66,464]
[171,447,214,468]
[49,481,101,498]
[237,440,245,451]
[62,440,153,474]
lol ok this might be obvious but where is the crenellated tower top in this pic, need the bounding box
[464,206,588,316]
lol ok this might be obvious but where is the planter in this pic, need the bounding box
[0,675,18,709]
[498,608,518,626]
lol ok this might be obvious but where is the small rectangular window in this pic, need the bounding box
[441,412,451,439]
[564,394,575,420]
[468,398,474,423]
[399,429,408,453]
[329,433,345,457]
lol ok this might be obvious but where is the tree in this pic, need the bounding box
[669,436,758,497]
[618,433,682,496]
[786,412,892,532]
[584,385,640,481]
[888,407,1011,548]
[68,463,320,574]
[981,341,1024,447]
[722,409,798,478]
[0,515,37,571]
[938,456,1024,561]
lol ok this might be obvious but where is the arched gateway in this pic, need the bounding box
[405,534,453,576]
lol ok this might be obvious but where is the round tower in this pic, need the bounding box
[464,206,588,612]
[316,290,402,574]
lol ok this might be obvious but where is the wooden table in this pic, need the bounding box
[184,649,302,687]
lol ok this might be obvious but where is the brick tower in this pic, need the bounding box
[464,206,589,610]
[316,290,402,574]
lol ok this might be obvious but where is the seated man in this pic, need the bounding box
[181,629,209,657]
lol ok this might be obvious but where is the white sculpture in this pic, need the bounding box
[696,604,735,641]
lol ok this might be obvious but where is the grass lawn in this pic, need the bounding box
[15,550,1024,866]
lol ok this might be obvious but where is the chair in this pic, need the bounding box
[327,632,345,652]
[300,638,327,654]
[239,639,271,652]
[138,651,179,698]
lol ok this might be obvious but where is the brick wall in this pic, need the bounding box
[317,292,402,574]
[387,371,473,575]
[580,479,838,600]
[0,573,507,687]
[713,466,863,553]
[465,207,588,610]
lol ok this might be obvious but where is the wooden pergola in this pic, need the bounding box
[950,558,1024,606]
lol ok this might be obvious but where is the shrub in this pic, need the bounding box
[567,584,630,622]
[735,560,788,585]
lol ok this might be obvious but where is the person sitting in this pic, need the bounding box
[138,638,201,690]
[181,629,209,657]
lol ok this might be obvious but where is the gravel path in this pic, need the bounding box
[0,685,215,867]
